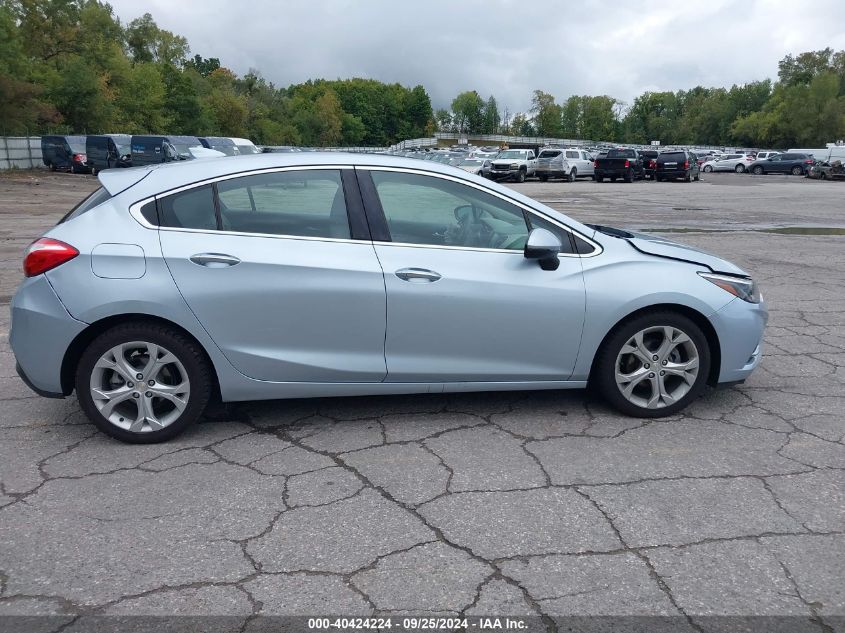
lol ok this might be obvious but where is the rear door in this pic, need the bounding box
[157,167,387,383]
[359,168,586,383]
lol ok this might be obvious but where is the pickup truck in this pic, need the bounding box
[489,149,537,182]
[594,148,645,183]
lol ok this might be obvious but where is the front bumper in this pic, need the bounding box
[710,296,769,383]
[10,275,88,397]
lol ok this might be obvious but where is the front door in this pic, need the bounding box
[361,168,586,383]
[158,168,387,383]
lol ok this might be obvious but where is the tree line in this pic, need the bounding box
[1,0,843,149]
[440,48,845,148]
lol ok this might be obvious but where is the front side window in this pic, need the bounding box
[217,170,350,238]
[371,171,529,250]
[565,151,580,159]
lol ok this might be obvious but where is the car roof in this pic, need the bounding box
[98,152,598,238]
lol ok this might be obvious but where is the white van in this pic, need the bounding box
[229,137,261,155]
[788,144,845,163]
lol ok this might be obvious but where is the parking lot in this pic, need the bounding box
[0,170,843,630]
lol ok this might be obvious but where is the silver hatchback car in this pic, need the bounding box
[11,154,767,443]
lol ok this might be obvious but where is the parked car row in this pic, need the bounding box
[40,135,260,174]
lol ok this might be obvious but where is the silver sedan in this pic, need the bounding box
[11,153,768,443]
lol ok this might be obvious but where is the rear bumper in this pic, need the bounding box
[710,296,769,383]
[657,169,691,178]
[10,276,87,396]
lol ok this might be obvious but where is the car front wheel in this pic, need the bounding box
[76,322,212,443]
[791,166,803,176]
[735,164,746,173]
[594,312,711,417]
[753,166,764,175]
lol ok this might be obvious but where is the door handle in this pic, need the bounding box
[190,253,241,268]
[395,267,441,283]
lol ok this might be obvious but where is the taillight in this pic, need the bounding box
[746,156,753,161]
[23,238,79,277]
[72,153,85,163]
[624,159,630,168]
[684,160,689,169]
[649,160,656,168]
[804,159,813,164]
[593,160,599,168]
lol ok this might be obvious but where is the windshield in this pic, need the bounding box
[497,150,527,159]
[607,149,635,158]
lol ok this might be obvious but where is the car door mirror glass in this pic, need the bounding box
[524,228,562,271]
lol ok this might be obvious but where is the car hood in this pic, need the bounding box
[589,225,748,276]
[628,231,748,275]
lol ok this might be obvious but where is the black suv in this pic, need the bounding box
[747,153,814,176]
[655,150,700,182]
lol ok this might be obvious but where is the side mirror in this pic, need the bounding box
[524,227,562,271]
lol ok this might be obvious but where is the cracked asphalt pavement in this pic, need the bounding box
[0,171,843,631]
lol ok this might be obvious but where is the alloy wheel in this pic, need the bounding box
[614,326,700,409]
[89,341,190,433]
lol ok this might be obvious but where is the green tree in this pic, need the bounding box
[451,90,484,133]
[482,95,500,134]
[530,90,561,136]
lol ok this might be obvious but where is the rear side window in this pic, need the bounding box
[216,170,350,239]
[565,151,579,159]
[158,185,217,230]
[59,187,112,223]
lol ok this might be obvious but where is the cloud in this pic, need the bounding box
[108,0,845,112]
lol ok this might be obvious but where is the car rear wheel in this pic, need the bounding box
[594,312,711,418]
[538,174,548,182]
[735,164,746,173]
[791,166,803,176]
[753,166,764,175]
[567,168,577,183]
[595,175,603,182]
[76,322,212,443]
[703,165,713,172]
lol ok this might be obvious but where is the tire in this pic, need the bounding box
[735,164,746,173]
[567,168,577,183]
[515,169,526,183]
[791,165,803,176]
[76,322,212,443]
[752,166,764,175]
[49,163,56,172]
[593,311,711,418]
[685,172,692,182]
[703,165,713,173]
[538,174,548,182]
[610,177,617,182]
[90,167,98,177]
[595,175,603,182]
[656,176,663,182]
[623,169,633,183]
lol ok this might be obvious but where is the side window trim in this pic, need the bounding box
[355,166,601,257]
[130,165,372,244]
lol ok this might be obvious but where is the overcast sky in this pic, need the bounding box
[108,0,845,114]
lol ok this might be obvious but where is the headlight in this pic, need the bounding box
[698,272,761,303]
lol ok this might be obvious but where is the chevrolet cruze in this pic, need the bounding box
[11,154,767,443]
